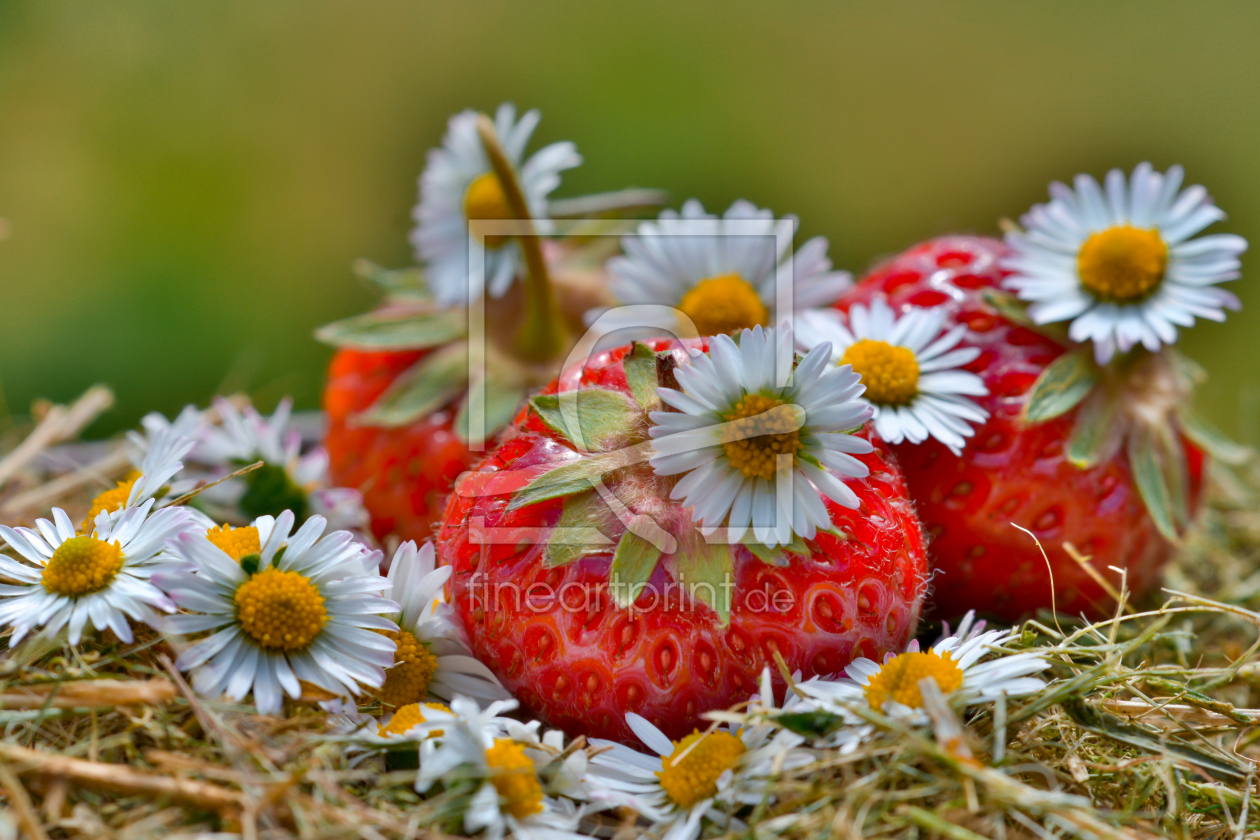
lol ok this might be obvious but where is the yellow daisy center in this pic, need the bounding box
[206,524,261,561]
[1077,224,1168,303]
[80,470,141,533]
[234,567,328,651]
[377,701,451,738]
[656,730,747,809]
[864,649,965,710]
[463,172,513,249]
[376,628,441,708]
[678,273,770,337]
[841,339,920,406]
[42,535,125,597]
[486,739,544,819]
[721,394,801,480]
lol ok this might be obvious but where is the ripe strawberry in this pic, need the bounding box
[324,346,476,544]
[437,335,929,744]
[831,236,1204,620]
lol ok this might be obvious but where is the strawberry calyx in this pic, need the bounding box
[993,290,1250,542]
[505,340,837,627]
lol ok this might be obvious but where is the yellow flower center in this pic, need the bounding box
[206,524,261,561]
[1077,224,1168,303]
[377,701,451,738]
[234,567,328,651]
[841,339,920,406]
[376,628,441,708]
[721,394,801,480]
[486,739,544,819]
[80,470,141,533]
[864,649,965,710]
[656,730,747,809]
[42,536,125,597]
[678,273,770,337]
[463,172,513,249]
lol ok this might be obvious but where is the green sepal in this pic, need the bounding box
[239,553,261,575]
[1178,408,1253,466]
[797,450,824,470]
[352,260,430,300]
[457,369,527,445]
[529,388,638,452]
[1127,424,1188,543]
[672,530,734,626]
[508,450,637,511]
[743,540,787,567]
[1022,349,1100,424]
[1066,390,1122,469]
[981,289,1036,328]
[608,529,664,608]
[544,490,617,568]
[741,532,810,566]
[315,308,466,351]
[623,342,661,411]
[355,342,469,428]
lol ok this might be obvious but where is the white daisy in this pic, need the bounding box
[191,397,368,532]
[413,696,589,840]
[375,541,510,709]
[795,298,989,455]
[594,199,852,340]
[796,611,1048,727]
[79,426,198,531]
[648,324,874,547]
[584,701,812,840]
[1004,163,1248,363]
[0,499,194,646]
[157,511,398,715]
[411,102,582,307]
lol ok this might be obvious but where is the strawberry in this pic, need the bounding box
[830,235,1208,620]
[437,334,929,744]
[323,346,476,544]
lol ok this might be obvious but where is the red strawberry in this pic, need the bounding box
[437,336,929,744]
[324,346,477,544]
[831,236,1205,620]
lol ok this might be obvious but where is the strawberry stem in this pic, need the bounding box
[475,114,568,364]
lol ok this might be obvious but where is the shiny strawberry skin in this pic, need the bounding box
[834,236,1203,620]
[437,337,929,744]
[323,348,477,544]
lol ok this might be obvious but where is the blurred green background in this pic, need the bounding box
[2,1,1259,440]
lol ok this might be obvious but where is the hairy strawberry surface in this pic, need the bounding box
[438,337,928,743]
[834,236,1204,620]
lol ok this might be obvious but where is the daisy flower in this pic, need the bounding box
[79,426,197,531]
[648,324,874,547]
[0,499,194,646]
[595,199,852,340]
[584,705,813,840]
[796,611,1048,727]
[411,102,582,307]
[375,541,510,708]
[192,397,368,532]
[157,511,398,715]
[795,298,989,455]
[1004,163,1248,363]
[413,697,589,840]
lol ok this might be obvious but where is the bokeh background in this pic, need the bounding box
[2,1,1259,439]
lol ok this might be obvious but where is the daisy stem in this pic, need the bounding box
[475,115,569,364]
